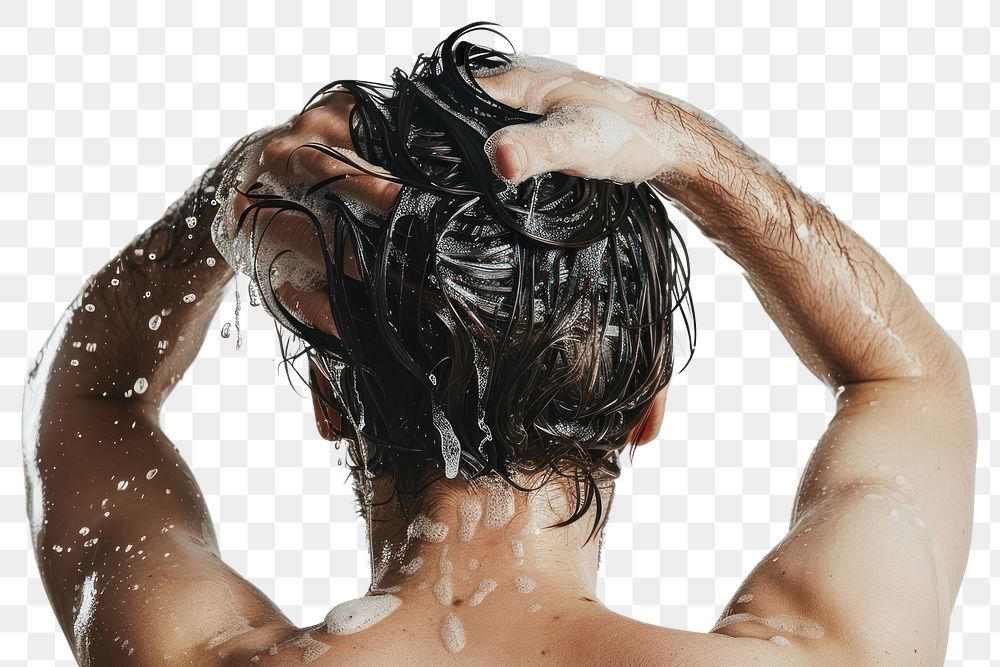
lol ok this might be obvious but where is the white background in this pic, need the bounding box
[1,1,995,663]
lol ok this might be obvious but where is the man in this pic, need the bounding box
[23,23,975,665]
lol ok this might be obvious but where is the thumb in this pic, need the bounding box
[485,103,637,186]
[484,121,562,186]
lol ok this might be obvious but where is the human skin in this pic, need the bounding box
[23,56,975,665]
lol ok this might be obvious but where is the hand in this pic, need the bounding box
[224,89,403,338]
[473,54,727,188]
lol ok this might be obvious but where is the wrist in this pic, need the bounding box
[651,115,791,235]
[638,92,777,213]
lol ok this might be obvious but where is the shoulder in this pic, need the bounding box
[569,609,843,667]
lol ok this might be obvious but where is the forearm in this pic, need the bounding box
[650,110,964,389]
[28,127,279,411]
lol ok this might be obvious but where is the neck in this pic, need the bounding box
[363,473,610,606]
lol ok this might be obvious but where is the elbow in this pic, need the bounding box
[928,337,972,389]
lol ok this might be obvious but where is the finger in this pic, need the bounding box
[472,54,580,111]
[249,139,400,215]
[483,102,633,184]
[309,359,343,440]
[275,281,339,338]
[242,207,363,282]
[326,173,402,216]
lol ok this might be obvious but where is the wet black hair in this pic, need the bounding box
[235,21,695,542]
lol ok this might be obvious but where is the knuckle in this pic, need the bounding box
[232,192,251,218]
[261,139,288,167]
[377,181,401,212]
[292,107,325,133]
[647,95,673,124]
[294,144,327,177]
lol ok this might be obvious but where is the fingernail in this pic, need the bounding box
[508,141,527,181]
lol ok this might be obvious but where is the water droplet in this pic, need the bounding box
[70,359,79,367]
[148,315,162,331]
[72,341,82,348]
[182,293,196,304]
[206,257,217,267]
[117,480,129,491]
[85,342,97,352]
[133,377,148,394]
[429,373,437,386]
[52,544,63,552]
[146,468,158,480]
[513,576,535,593]
[84,537,98,547]
[221,322,231,338]
[185,216,197,228]
[84,303,95,312]
[147,253,157,260]
[157,340,169,351]
[79,526,90,536]
[110,278,120,286]
[161,307,172,316]
[124,389,133,398]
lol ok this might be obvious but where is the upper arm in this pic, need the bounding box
[711,349,977,664]
[26,395,296,664]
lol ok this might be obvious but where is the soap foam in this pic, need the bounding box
[469,579,498,607]
[206,616,253,649]
[769,635,791,647]
[458,499,483,541]
[511,540,525,564]
[585,76,640,103]
[441,613,466,653]
[290,633,330,663]
[433,575,454,606]
[432,404,462,479]
[325,595,402,635]
[514,576,536,594]
[398,556,424,575]
[474,474,515,530]
[407,514,449,543]
[713,613,824,639]
[439,545,453,574]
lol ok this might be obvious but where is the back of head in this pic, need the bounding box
[218,22,695,541]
